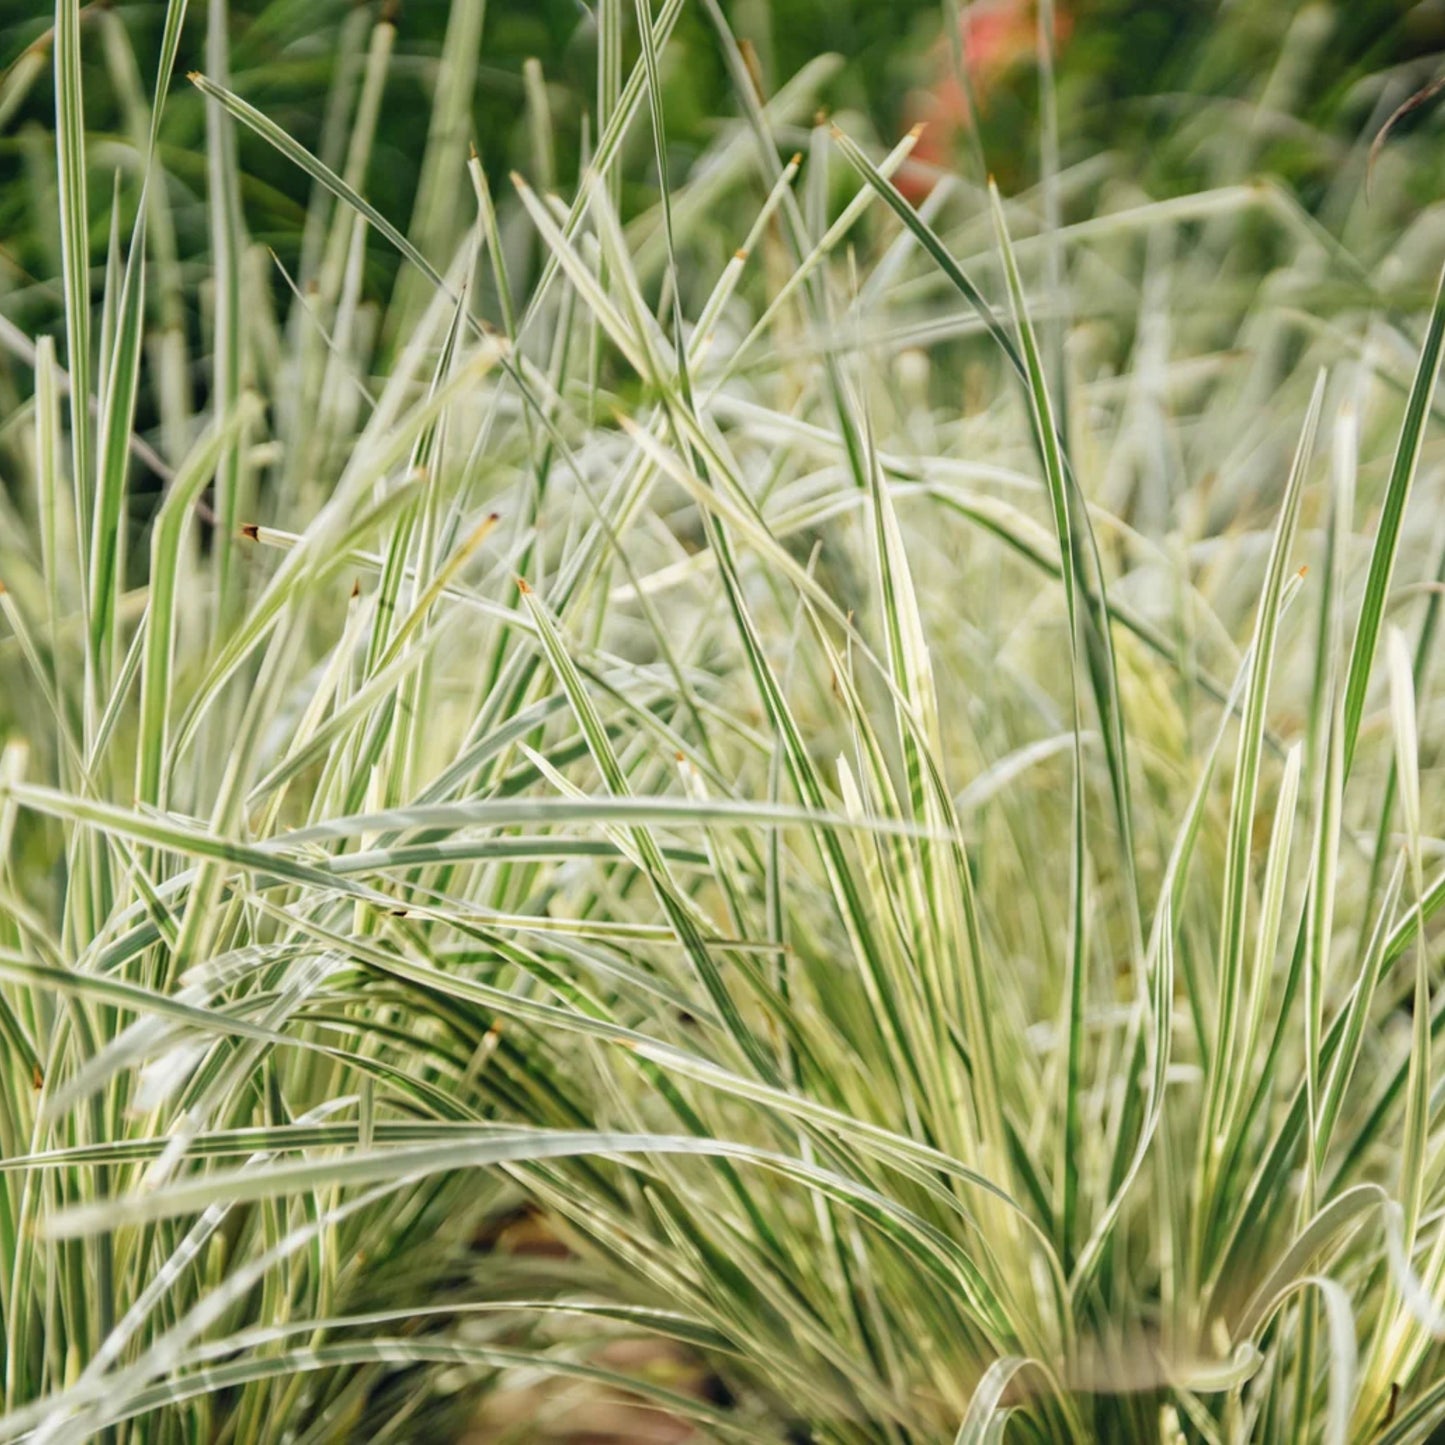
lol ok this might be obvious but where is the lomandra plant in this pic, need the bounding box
[0,0,1444,1440]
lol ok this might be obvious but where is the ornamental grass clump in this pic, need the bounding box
[0,2,1443,1440]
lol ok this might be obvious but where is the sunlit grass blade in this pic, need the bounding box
[1199,373,1322,1177]
[1340,262,1445,776]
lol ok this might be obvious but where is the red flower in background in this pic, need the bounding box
[902,0,1073,199]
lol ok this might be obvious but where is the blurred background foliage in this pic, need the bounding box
[2,0,1445,533]
[1,1,1443,323]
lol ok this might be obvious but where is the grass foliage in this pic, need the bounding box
[0,1,1444,1440]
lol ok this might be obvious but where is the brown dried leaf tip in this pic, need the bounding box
[1368,75,1445,198]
